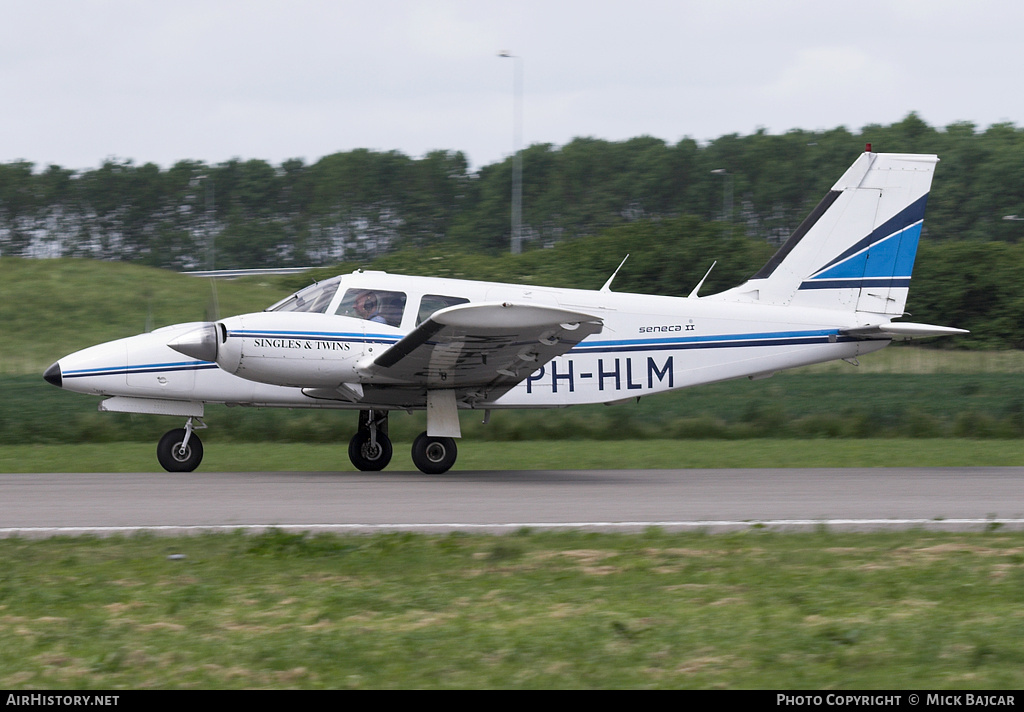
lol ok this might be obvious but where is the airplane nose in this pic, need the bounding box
[44,361,62,388]
[168,323,219,362]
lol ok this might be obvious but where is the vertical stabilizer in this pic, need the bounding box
[710,152,938,315]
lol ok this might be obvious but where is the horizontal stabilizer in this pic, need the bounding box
[840,322,969,340]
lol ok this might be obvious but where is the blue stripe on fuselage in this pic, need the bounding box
[65,329,850,380]
[570,329,845,354]
[63,361,219,379]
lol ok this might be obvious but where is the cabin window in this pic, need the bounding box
[336,288,407,327]
[267,278,341,314]
[417,294,470,325]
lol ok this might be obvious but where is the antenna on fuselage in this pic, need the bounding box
[688,261,717,298]
[600,254,630,293]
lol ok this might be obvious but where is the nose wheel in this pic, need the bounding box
[157,419,205,472]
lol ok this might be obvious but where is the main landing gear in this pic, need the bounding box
[347,410,458,475]
[410,431,458,475]
[348,409,393,471]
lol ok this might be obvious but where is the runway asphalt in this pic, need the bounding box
[2,467,1023,536]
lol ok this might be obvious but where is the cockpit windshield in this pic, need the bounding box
[266,277,341,314]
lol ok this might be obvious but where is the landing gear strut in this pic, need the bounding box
[157,417,206,472]
[348,409,393,471]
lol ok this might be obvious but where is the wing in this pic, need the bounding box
[357,301,603,403]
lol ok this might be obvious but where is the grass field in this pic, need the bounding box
[1,529,1023,689]
[0,258,291,375]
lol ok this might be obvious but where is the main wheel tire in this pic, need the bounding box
[157,428,204,472]
[411,431,457,475]
[348,431,393,471]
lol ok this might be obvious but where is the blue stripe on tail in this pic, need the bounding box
[799,194,927,291]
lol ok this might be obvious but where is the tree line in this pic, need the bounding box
[2,113,1024,269]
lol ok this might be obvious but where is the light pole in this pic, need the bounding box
[499,50,523,254]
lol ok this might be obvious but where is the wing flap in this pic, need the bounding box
[359,302,603,401]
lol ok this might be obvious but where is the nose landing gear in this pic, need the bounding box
[157,417,206,472]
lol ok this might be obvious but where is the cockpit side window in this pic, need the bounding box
[417,294,470,325]
[266,278,341,314]
[336,288,407,327]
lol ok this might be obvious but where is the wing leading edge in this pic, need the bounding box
[358,301,603,403]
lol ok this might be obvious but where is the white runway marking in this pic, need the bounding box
[4,518,1024,537]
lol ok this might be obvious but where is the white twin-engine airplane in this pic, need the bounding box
[45,151,966,474]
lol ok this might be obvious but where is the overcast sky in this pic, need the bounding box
[3,0,1022,172]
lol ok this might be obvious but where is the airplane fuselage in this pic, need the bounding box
[51,270,887,414]
[45,152,962,474]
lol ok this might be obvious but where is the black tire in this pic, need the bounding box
[157,428,204,472]
[348,431,393,471]
[411,431,457,475]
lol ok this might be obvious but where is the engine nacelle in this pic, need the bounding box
[170,312,370,388]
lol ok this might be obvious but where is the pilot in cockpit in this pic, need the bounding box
[354,291,387,324]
